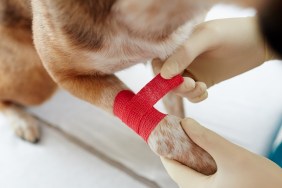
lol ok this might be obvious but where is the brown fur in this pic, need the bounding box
[0,0,56,142]
[0,0,217,173]
[0,24,56,106]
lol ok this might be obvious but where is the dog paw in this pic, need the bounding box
[148,115,217,175]
[1,105,40,143]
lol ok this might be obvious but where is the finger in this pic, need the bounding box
[185,82,207,100]
[175,81,208,103]
[181,118,240,166]
[173,77,196,95]
[160,25,217,79]
[161,157,209,188]
[188,90,208,103]
[152,58,164,75]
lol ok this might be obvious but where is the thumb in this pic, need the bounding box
[181,118,240,166]
[160,24,218,79]
[161,157,208,188]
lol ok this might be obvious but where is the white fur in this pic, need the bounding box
[0,106,40,143]
[83,14,206,74]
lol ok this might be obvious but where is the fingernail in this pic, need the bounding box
[162,66,175,79]
[160,70,171,79]
[160,73,169,79]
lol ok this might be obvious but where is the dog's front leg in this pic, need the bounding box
[33,32,216,176]
[50,72,127,115]
[39,53,216,175]
[31,1,216,175]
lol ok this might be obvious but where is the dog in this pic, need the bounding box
[0,0,218,174]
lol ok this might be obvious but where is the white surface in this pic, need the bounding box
[28,89,176,188]
[0,120,148,188]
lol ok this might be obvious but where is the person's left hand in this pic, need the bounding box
[161,118,282,188]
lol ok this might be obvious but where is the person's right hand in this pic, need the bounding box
[153,17,276,102]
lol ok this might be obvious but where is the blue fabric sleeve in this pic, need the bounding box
[269,142,282,168]
[268,118,282,168]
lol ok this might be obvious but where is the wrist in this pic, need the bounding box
[265,44,280,61]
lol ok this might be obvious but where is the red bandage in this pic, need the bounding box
[114,74,184,141]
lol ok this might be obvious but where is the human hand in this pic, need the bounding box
[154,17,276,102]
[161,118,282,188]
[152,58,208,103]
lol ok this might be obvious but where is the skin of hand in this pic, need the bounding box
[234,0,267,9]
[152,59,208,103]
[153,17,277,103]
[161,118,282,188]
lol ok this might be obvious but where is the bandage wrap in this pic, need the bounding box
[114,74,184,141]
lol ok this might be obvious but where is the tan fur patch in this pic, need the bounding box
[148,115,217,175]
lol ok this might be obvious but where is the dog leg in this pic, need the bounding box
[148,115,216,175]
[0,103,40,143]
[33,59,216,173]
[0,16,57,142]
[37,62,216,173]
[31,2,216,174]
[162,93,185,118]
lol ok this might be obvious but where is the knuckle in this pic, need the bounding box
[183,80,195,91]
[197,82,207,93]
[182,82,189,91]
